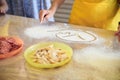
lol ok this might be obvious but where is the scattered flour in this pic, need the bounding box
[24,26,63,39]
[56,29,105,44]
[74,46,120,69]
[24,26,105,44]
[56,30,97,42]
[73,46,120,80]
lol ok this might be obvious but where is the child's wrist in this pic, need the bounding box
[49,7,56,14]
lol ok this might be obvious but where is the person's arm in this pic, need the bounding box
[39,0,65,23]
[0,0,8,14]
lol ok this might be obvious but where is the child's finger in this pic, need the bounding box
[0,8,2,13]
[0,8,5,14]
[0,10,3,13]
[39,11,46,23]
[39,10,49,23]
[45,14,51,20]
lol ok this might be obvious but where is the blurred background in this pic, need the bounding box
[6,0,74,23]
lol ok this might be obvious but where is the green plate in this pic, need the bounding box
[24,42,73,68]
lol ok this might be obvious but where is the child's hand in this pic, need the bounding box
[0,4,8,14]
[39,10,54,23]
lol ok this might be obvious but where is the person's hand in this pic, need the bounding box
[39,9,55,23]
[0,4,8,14]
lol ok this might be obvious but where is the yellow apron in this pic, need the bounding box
[69,0,120,31]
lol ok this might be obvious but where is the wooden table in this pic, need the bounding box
[0,15,120,80]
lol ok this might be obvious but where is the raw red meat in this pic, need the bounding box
[0,37,21,54]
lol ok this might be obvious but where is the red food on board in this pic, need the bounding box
[0,36,23,59]
[0,40,12,54]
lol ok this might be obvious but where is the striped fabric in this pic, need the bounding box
[54,0,74,23]
[6,0,51,19]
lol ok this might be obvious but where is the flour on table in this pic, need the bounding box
[24,26,105,44]
[73,46,120,80]
[74,46,120,68]
[56,30,96,42]
[24,25,66,39]
[56,30,105,44]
